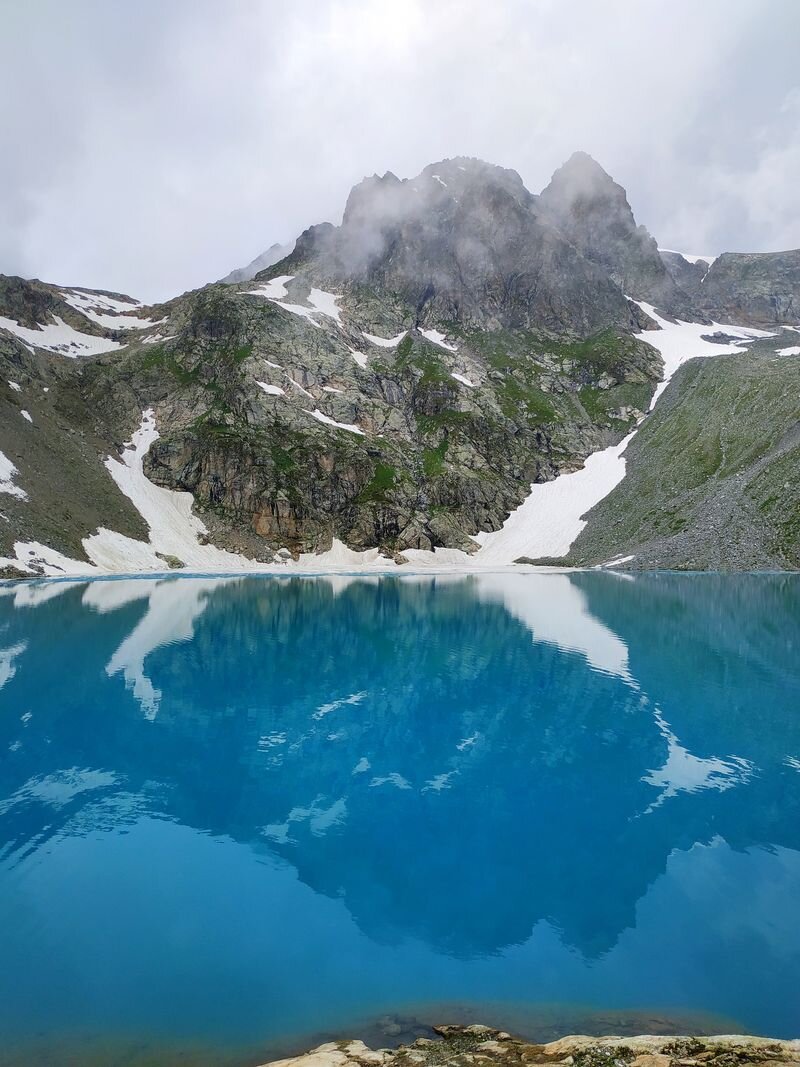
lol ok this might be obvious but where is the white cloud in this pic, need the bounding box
[1,0,797,302]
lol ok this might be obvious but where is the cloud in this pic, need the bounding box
[1,0,798,301]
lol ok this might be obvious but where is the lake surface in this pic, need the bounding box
[1,571,799,1065]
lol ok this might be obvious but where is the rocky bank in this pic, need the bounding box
[258,1027,800,1067]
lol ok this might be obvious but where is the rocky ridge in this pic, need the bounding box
[219,240,296,284]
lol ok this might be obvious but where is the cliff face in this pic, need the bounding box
[693,250,800,326]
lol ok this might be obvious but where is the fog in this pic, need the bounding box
[1,0,798,302]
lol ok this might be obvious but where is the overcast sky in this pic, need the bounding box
[2,0,799,303]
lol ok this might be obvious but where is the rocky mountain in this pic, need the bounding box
[0,153,798,576]
[281,157,647,335]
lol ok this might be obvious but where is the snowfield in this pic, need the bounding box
[633,301,772,407]
[471,434,635,563]
[419,328,457,351]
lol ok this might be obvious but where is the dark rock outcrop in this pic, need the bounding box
[658,249,711,300]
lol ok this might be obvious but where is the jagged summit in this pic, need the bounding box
[539,151,684,309]
[273,155,639,335]
[340,157,533,232]
[539,151,637,226]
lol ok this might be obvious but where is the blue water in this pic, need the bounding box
[0,572,799,1065]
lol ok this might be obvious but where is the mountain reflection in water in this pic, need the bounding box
[0,571,799,1064]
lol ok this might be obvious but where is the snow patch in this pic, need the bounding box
[0,410,281,577]
[304,408,365,435]
[777,345,800,356]
[0,314,124,357]
[363,330,406,348]
[296,538,391,569]
[471,434,635,564]
[419,328,457,351]
[20,410,32,424]
[8,381,21,392]
[256,381,285,396]
[307,288,342,323]
[249,275,293,300]
[61,290,159,331]
[0,451,27,500]
[602,554,636,568]
[246,276,342,327]
[451,372,475,387]
[349,348,369,368]
[140,332,176,345]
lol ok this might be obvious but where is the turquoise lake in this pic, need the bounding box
[0,572,798,1065]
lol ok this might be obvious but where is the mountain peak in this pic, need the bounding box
[539,151,682,308]
[541,150,627,208]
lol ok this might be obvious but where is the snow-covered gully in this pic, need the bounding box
[459,303,772,567]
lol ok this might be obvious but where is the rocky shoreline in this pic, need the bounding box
[259,1026,800,1067]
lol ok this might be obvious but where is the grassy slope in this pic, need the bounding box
[571,340,800,570]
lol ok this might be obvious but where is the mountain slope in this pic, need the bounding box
[1,152,798,576]
[570,330,800,569]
